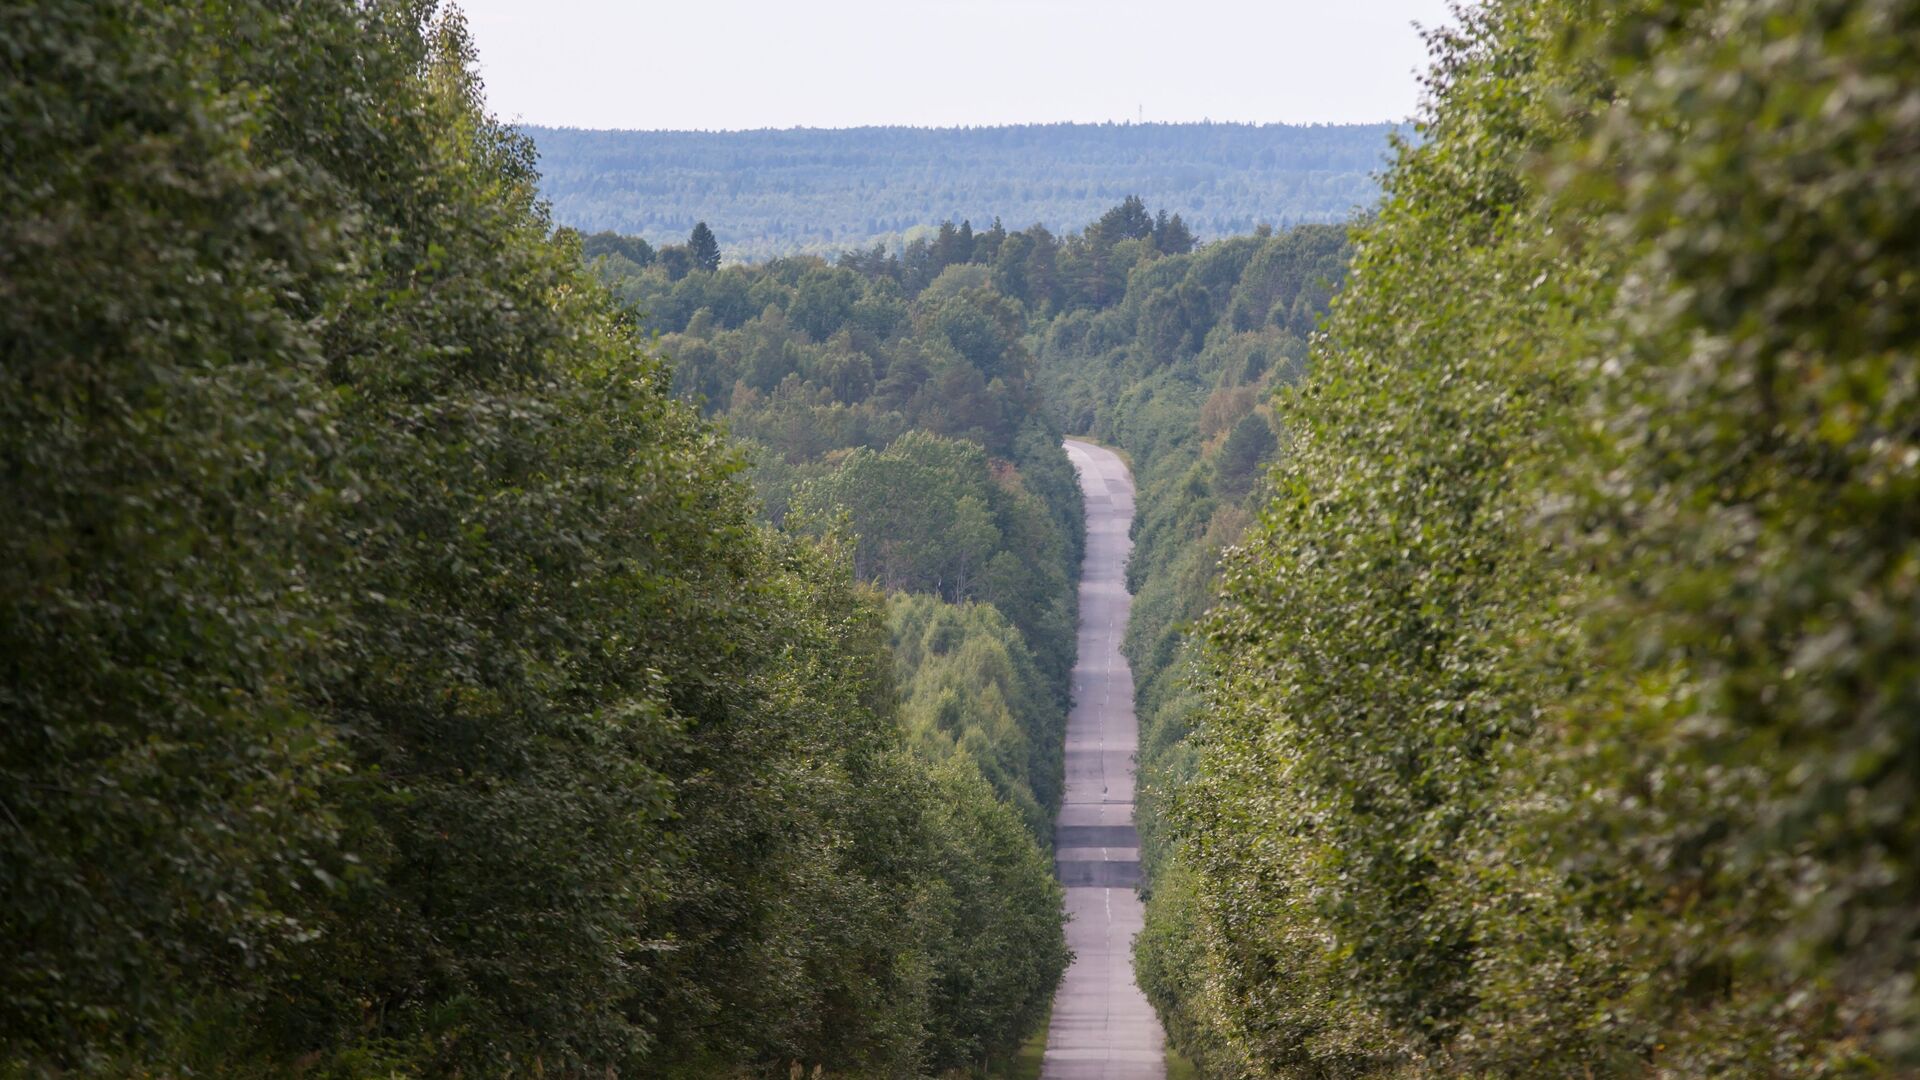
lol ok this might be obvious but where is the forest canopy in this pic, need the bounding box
[526,122,1395,260]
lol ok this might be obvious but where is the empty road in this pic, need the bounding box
[1043,440,1165,1080]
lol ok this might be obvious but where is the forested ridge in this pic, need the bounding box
[526,123,1395,261]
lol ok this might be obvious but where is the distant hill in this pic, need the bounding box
[524,122,1394,261]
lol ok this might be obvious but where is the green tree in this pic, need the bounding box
[657,243,694,280]
[688,220,721,271]
[788,265,863,341]
[1152,209,1196,255]
[1093,194,1154,246]
[580,229,655,266]
[890,595,1067,841]
[795,431,1077,689]
[1213,410,1276,497]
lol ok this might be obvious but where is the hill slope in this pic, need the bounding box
[525,122,1394,259]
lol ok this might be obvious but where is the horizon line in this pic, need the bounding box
[514,118,1406,136]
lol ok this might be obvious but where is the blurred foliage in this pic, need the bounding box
[0,1,1064,1074]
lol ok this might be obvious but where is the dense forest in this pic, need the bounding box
[527,123,1394,260]
[7,0,1916,1075]
[577,194,1259,854]
[1028,0,1916,1076]
[2,2,1065,1075]
[581,230,1093,846]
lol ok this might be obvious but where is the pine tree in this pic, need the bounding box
[1094,195,1153,246]
[688,221,721,272]
[1154,211,1196,255]
[934,219,965,273]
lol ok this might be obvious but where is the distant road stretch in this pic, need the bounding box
[1043,440,1165,1080]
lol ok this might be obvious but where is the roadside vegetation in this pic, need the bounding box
[1092,0,1920,1074]
[2,2,1064,1074]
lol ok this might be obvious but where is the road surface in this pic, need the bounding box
[1043,439,1166,1080]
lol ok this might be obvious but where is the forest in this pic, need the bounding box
[583,230,1095,845]
[6,0,1916,1076]
[526,122,1394,260]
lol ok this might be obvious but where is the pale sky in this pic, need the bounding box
[456,0,1455,130]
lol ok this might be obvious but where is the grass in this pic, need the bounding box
[1165,1045,1202,1079]
[1001,1019,1049,1080]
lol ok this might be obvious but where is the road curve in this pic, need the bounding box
[1043,440,1166,1080]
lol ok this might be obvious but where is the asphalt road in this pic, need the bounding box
[1042,440,1166,1080]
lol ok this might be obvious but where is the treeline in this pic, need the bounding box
[1104,0,1919,1075]
[591,194,1207,329]
[528,122,1393,260]
[1,2,1064,1075]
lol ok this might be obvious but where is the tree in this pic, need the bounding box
[1214,410,1276,496]
[976,216,1008,263]
[657,243,694,280]
[581,230,655,266]
[1137,0,1920,1072]
[934,219,974,274]
[688,220,721,271]
[1153,210,1196,255]
[1093,194,1154,246]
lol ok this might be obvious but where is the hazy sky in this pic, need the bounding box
[457,0,1456,131]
